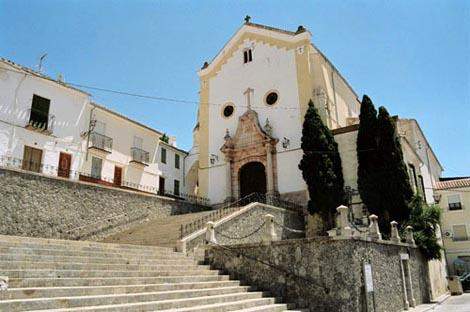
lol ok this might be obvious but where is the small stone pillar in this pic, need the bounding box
[263,214,278,242]
[368,214,382,240]
[390,221,401,243]
[337,205,352,237]
[205,221,217,244]
[405,226,415,245]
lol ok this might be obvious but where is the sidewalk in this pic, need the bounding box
[406,293,470,312]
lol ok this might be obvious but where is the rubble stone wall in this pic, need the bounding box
[206,237,431,312]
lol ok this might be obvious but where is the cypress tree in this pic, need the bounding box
[357,95,382,219]
[299,100,346,232]
[375,106,414,232]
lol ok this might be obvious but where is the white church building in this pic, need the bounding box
[187,19,443,209]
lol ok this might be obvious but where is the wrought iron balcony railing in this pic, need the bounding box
[25,108,55,134]
[89,132,113,153]
[130,147,150,164]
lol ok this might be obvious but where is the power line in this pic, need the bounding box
[0,66,301,111]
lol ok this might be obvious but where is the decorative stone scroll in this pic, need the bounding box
[220,107,279,201]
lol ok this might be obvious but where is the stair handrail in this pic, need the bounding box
[179,193,262,239]
[179,193,306,239]
[66,210,149,240]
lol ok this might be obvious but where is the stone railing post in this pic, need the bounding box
[337,205,352,237]
[263,214,277,242]
[205,221,217,244]
[368,214,382,240]
[405,226,415,245]
[390,221,401,243]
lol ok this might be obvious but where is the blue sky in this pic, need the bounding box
[1,0,468,176]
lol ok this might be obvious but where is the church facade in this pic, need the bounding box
[187,20,361,205]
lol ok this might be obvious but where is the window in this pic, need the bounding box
[453,225,468,241]
[94,121,106,135]
[174,180,180,196]
[265,91,279,106]
[133,136,143,149]
[222,104,234,118]
[161,148,167,164]
[30,95,50,129]
[91,157,103,179]
[175,154,180,169]
[243,49,253,63]
[418,175,426,202]
[448,194,463,210]
[408,164,418,192]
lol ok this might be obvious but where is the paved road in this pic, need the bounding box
[434,293,470,311]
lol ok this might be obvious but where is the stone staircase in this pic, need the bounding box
[101,210,214,248]
[0,235,302,311]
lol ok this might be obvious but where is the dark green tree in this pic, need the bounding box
[299,100,346,232]
[356,95,382,219]
[375,106,414,232]
[407,195,442,260]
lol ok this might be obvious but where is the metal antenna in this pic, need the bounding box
[38,53,47,73]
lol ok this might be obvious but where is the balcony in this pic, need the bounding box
[130,147,150,166]
[25,108,55,135]
[88,132,113,153]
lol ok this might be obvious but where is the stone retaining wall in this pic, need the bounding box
[206,237,431,312]
[0,168,208,240]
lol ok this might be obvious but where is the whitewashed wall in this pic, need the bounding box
[0,62,89,176]
[206,40,302,203]
[157,142,186,195]
[81,105,162,192]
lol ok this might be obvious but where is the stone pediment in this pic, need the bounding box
[221,109,277,154]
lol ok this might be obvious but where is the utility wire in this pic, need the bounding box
[1,67,301,111]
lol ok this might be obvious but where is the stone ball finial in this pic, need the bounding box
[296,25,306,34]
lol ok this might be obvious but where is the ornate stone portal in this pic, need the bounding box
[220,107,278,201]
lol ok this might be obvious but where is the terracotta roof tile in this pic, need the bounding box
[436,178,470,190]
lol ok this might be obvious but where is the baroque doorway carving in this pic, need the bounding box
[220,108,278,200]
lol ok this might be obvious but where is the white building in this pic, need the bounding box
[0,58,187,197]
[435,178,470,275]
[190,21,361,205]
[188,20,444,212]
[157,140,187,197]
[0,58,90,177]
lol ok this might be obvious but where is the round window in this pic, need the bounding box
[265,92,279,105]
[222,104,234,118]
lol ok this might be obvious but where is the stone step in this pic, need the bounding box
[0,240,173,254]
[0,286,253,311]
[234,304,303,312]
[0,235,173,252]
[27,293,275,312]
[0,253,196,265]
[0,260,207,271]
[1,280,242,300]
[0,246,184,259]
[9,275,231,288]
[158,299,287,312]
[1,268,219,279]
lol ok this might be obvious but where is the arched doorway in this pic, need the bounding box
[239,162,267,198]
